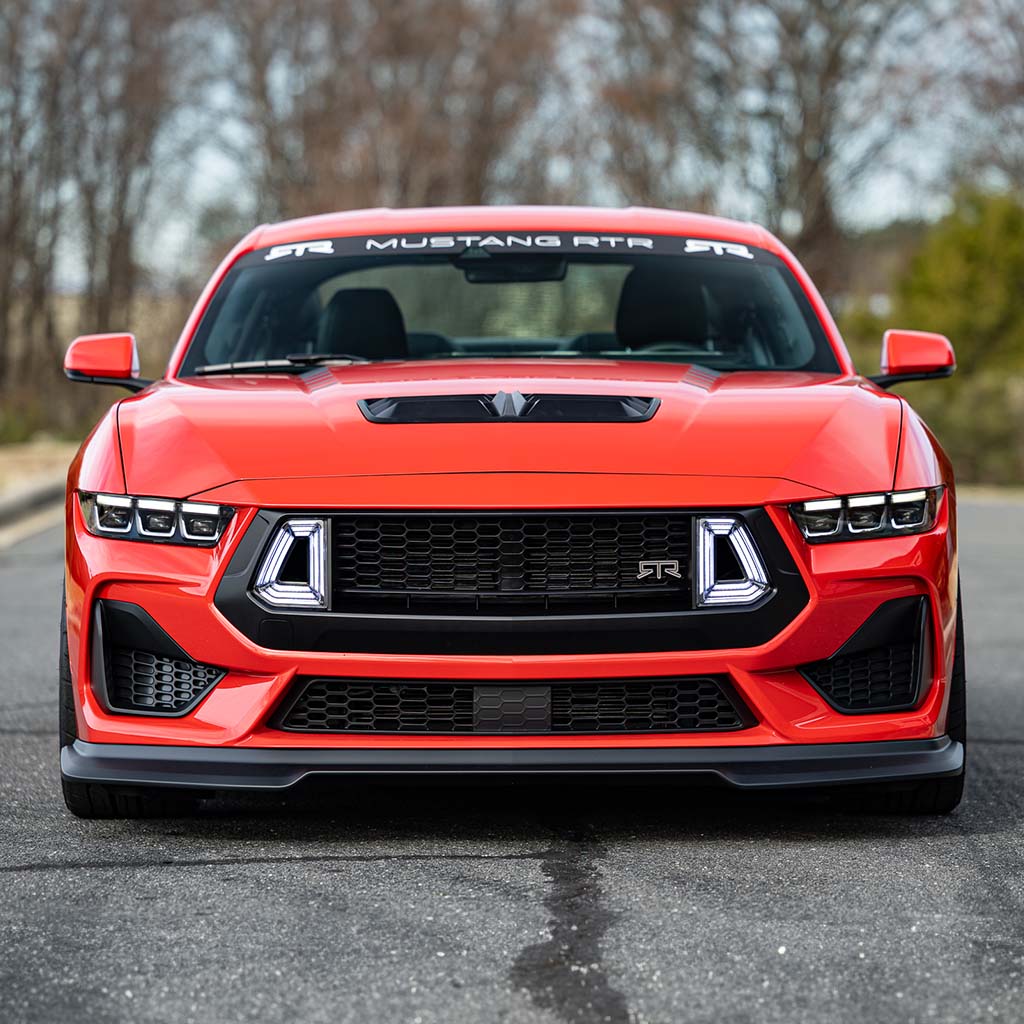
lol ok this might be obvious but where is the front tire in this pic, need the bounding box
[59,594,203,819]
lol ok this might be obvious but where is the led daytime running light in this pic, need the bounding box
[790,487,942,543]
[79,492,233,545]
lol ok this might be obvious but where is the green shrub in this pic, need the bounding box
[841,191,1024,485]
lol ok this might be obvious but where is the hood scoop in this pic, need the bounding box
[359,390,660,424]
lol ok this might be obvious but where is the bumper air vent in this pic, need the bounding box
[799,596,931,713]
[91,599,224,716]
[107,647,224,715]
[273,676,752,735]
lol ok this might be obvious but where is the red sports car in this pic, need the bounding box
[59,206,965,817]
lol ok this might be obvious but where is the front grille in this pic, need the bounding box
[274,677,750,734]
[330,512,692,615]
[800,643,918,712]
[107,647,224,715]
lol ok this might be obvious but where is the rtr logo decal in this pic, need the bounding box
[264,240,336,261]
[684,238,755,260]
[636,559,682,581]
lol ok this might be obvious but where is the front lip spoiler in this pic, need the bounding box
[61,737,963,792]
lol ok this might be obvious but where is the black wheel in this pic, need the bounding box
[59,593,203,819]
[845,588,966,816]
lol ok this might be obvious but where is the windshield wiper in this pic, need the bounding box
[284,352,369,365]
[193,353,369,376]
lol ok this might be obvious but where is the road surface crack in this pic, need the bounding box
[0,850,546,874]
[511,825,630,1023]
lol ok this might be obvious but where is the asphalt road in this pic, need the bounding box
[1,500,1022,1024]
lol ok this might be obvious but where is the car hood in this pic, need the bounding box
[116,361,903,501]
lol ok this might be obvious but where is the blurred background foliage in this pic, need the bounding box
[1,0,1023,483]
[842,191,1024,483]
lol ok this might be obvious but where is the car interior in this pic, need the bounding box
[185,253,833,373]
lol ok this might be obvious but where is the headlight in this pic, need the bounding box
[790,487,942,543]
[79,492,234,545]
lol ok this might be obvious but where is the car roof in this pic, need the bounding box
[252,205,781,254]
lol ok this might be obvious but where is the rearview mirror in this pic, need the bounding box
[870,329,956,389]
[63,333,151,392]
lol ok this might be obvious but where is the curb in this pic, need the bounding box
[0,474,66,528]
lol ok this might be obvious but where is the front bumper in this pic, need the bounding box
[61,736,964,791]
[65,490,959,752]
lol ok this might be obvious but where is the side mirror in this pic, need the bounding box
[870,329,956,389]
[63,333,151,392]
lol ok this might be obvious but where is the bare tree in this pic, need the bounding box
[220,0,579,219]
[958,0,1024,189]
[590,0,722,209]
[593,0,939,295]
[64,0,200,334]
[0,0,71,395]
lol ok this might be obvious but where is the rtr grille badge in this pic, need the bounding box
[637,559,682,580]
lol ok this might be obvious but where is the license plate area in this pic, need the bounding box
[473,686,551,733]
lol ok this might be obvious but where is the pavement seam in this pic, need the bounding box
[0,851,549,874]
[511,824,631,1024]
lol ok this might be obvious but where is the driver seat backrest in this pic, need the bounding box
[316,288,409,360]
[615,266,708,348]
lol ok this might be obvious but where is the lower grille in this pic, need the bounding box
[800,644,918,712]
[274,677,751,734]
[107,647,224,715]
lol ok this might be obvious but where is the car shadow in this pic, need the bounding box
[127,776,983,848]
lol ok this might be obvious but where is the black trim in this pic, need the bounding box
[91,600,224,717]
[358,392,660,423]
[60,736,964,792]
[799,596,931,714]
[65,368,152,392]
[868,366,955,389]
[213,508,808,655]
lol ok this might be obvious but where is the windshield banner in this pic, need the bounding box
[247,233,768,266]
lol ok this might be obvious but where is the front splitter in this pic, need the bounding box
[61,736,963,792]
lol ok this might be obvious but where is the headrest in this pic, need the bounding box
[615,266,707,348]
[317,288,408,360]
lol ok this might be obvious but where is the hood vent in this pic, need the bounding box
[359,391,659,424]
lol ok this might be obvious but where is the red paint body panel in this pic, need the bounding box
[63,206,959,778]
[116,367,902,498]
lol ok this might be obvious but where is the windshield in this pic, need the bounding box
[180,232,839,374]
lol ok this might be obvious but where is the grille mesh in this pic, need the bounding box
[276,677,748,734]
[801,644,918,711]
[108,647,224,715]
[331,512,692,614]
[550,680,745,732]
